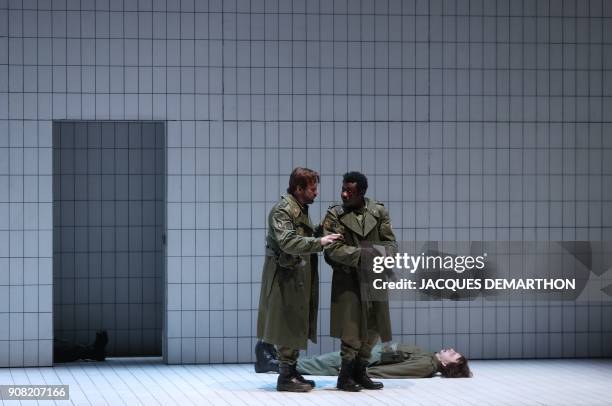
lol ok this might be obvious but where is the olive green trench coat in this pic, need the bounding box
[297,344,440,378]
[322,198,397,342]
[256,194,322,350]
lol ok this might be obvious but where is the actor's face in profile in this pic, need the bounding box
[438,348,462,365]
[296,182,318,205]
[341,182,362,209]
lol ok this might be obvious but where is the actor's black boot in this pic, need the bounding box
[336,359,362,392]
[92,330,108,361]
[254,341,279,373]
[277,363,313,392]
[291,363,315,388]
[353,358,383,390]
[81,330,109,361]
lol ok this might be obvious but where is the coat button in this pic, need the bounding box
[298,282,303,287]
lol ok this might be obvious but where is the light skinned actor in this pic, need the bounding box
[256,167,342,392]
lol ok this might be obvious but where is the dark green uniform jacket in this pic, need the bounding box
[322,198,398,342]
[297,344,440,379]
[256,194,322,350]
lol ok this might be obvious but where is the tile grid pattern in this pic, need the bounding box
[1,359,612,406]
[1,0,612,366]
[1,0,55,367]
[52,121,164,357]
[161,0,612,363]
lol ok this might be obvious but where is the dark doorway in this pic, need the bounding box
[52,121,165,358]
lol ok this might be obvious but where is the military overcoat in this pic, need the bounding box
[256,194,322,350]
[322,198,397,342]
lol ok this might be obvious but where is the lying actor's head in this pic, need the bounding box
[436,348,472,378]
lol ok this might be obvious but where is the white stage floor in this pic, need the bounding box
[1,358,611,405]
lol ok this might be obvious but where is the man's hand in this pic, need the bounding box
[320,233,343,246]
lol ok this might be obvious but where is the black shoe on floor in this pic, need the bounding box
[353,357,383,390]
[254,340,279,373]
[93,330,108,361]
[291,363,315,388]
[336,359,362,392]
[277,363,312,392]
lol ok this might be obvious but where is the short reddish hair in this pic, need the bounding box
[439,356,472,378]
[287,167,320,194]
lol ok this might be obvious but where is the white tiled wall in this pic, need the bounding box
[52,121,164,357]
[1,0,611,366]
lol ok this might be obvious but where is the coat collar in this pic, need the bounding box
[338,198,379,237]
[283,194,313,230]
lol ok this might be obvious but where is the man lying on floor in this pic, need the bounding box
[255,341,471,379]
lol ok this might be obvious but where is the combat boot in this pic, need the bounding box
[353,357,383,389]
[291,363,315,388]
[92,330,108,361]
[254,341,279,373]
[336,359,362,392]
[277,363,312,392]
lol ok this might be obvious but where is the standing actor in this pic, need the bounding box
[322,171,398,392]
[257,167,342,392]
